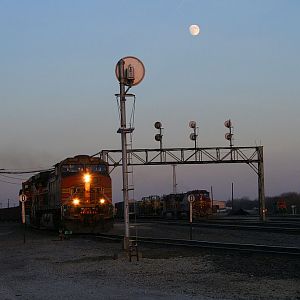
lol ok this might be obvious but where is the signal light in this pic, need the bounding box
[224,120,232,128]
[189,121,197,129]
[154,121,163,152]
[224,119,234,147]
[155,134,162,141]
[189,121,198,151]
[190,133,197,141]
[225,133,233,141]
[154,121,162,129]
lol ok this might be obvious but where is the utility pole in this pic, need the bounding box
[231,183,234,212]
[210,186,214,213]
[172,165,177,194]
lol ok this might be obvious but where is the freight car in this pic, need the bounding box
[115,190,212,220]
[20,155,114,233]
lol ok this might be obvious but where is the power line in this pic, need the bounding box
[0,178,20,185]
[0,174,26,180]
[0,168,54,185]
[0,168,54,174]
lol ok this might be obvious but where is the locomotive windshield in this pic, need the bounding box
[87,164,107,173]
[61,164,107,176]
[61,164,84,174]
[202,191,209,198]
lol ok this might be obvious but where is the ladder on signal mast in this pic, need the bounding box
[127,128,139,261]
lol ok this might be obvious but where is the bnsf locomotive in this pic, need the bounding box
[21,155,114,233]
[115,190,212,220]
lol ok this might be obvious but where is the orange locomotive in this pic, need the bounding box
[21,155,114,233]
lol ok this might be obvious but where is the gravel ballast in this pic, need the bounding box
[0,223,299,299]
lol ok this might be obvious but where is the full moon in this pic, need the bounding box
[189,24,200,36]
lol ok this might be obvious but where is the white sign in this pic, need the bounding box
[187,194,195,203]
[19,194,27,203]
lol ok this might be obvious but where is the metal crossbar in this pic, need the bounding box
[92,146,265,221]
[95,147,260,172]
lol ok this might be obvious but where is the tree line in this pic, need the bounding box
[226,192,300,214]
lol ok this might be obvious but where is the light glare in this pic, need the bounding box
[84,173,91,183]
[73,198,80,206]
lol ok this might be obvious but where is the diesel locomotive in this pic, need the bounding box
[115,190,212,220]
[21,155,114,233]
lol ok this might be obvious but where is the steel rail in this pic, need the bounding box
[142,220,300,234]
[114,218,300,232]
[95,233,300,256]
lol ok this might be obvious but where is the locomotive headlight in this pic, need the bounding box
[84,173,91,183]
[72,198,80,206]
[84,173,91,192]
[99,198,106,205]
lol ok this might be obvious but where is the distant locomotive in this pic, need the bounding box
[115,190,212,220]
[275,198,287,214]
[21,155,114,233]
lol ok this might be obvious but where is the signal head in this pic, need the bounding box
[189,121,197,129]
[224,120,232,128]
[154,121,162,129]
[225,133,233,140]
[115,56,145,86]
[190,133,197,141]
[155,134,162,141]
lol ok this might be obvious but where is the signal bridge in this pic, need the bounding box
[93,145,265,221]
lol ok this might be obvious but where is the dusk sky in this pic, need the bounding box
[1,0,300,206]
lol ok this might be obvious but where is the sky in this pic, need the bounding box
[0,0,300,206]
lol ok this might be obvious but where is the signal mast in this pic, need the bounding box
[115,56,145,250]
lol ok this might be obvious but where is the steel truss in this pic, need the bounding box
[93,146,265,221]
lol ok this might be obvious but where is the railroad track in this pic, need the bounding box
[95,233,300,256]
[199,219,300,227]
[131,219,300,234]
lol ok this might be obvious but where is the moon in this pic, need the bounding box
[189,24,200,36]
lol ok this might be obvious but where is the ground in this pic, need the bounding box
[0,222,299,300]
